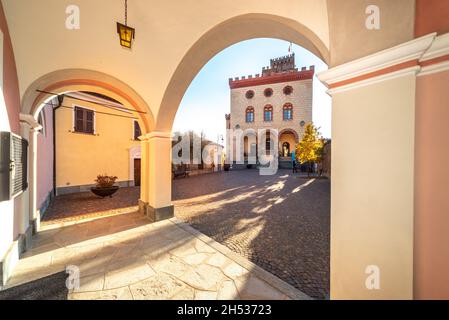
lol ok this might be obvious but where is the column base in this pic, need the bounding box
[0,223,36,288]
[30,217,40,235]
[0,240,18,289]
[139,200,174,222]
[21,223,34,252]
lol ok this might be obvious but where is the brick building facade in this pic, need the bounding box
[226,54,314,167]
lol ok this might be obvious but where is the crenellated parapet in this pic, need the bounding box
[229,65,315,89]
[263,53,296,75]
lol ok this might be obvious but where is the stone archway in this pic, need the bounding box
[139,13,330,223]
[155,13,329,132]
[20,69,154,231]
[279,128,299,157]
[21,69,154,132]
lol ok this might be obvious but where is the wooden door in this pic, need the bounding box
[134,159,141,186]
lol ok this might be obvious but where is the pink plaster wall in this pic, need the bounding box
[415,0,449,37]
[414,69,449,299]
[0,2,20,134]
[36,104,54,211]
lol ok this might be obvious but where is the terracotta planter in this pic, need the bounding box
[90,186,119,198]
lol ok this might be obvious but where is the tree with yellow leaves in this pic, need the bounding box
[295,123,324,176]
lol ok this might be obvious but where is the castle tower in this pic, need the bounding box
[262,53,296,75]
[227,54,314,169]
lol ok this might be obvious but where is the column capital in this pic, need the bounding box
[139,131,172,141]
[419,33,449,76]
[317,33,436,94]
[19,113,42,131]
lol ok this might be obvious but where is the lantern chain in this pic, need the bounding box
[125,0,128,26]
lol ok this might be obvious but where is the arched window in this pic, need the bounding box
[264,105,273,122]
[133,120,142,140]
[283,103,293,120]
[266,137,272,151]
[245,107,254,123]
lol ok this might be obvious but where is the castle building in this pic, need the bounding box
[225,53,314,167]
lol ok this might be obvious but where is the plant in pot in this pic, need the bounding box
[91,174,119,198]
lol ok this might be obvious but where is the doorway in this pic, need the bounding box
[282,142,291,157]
[134,158,141,186]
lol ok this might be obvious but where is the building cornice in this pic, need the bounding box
[420,33,449,61]
[418,60,449,77]
[317,33,436,88]
[229,69,314,89]
[326,66,420,95]
[419,33,449,76]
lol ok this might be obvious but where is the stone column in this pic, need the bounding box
[318,33,436,299]
[139,136,149,209]
[17,122,31,235]
[19,114,42,243]
[139,131,174,222]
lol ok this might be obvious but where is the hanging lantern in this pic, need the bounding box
[117,23,135,48]
[117,0,135,49]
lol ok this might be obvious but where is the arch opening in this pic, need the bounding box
[156,13,329,132]
[21,69,154,133]
[169,33,331,299]
[22,69,154,224]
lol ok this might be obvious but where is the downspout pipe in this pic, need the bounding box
[52,95,63,196]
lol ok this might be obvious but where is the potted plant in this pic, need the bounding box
[91,174,119,198]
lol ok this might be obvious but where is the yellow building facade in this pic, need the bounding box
[55,95,143,194]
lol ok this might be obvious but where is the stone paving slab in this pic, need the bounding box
[3,211,310,300]
[172,218,311,300]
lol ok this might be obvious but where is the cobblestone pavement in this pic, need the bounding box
[42,170,329,299]
[173,169,330,299]
[42,187,140,223]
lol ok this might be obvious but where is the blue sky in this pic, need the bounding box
[173,38,331,142]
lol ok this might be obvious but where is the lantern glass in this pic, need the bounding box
[117,22,135,48]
